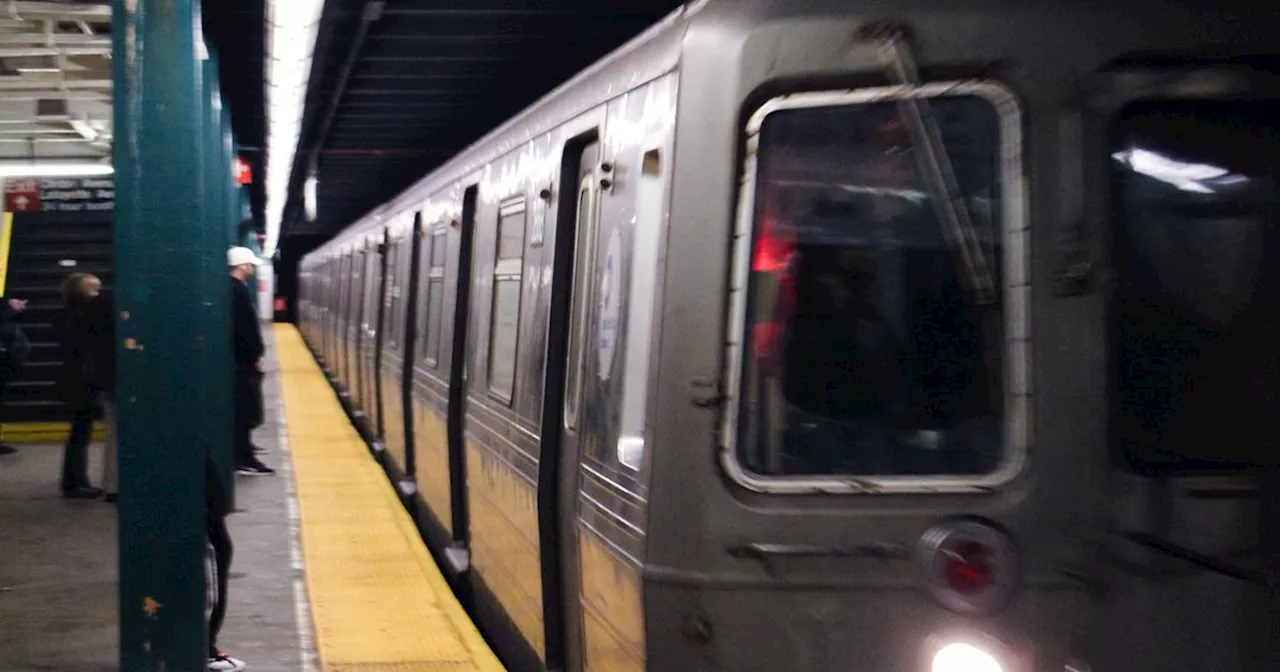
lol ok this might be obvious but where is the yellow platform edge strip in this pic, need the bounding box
[274,324,506,672]
[0,422,105,444]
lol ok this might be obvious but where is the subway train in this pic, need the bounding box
[297,1,1280,670]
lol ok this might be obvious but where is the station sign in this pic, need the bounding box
[4,179,39,212]
[4,177,114,213]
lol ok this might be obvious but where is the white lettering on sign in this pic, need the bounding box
[596,227,623,381]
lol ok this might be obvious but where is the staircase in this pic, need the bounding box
[1,209,113,424]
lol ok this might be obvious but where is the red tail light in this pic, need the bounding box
[943,541,993,594]
[918,519,1018,615]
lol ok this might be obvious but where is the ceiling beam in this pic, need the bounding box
[0,89,107,100]
[0,77,111,90]
[0,34,111,47]
[4,2,110,22]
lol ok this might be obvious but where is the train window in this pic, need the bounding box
[1113,99,1280,473]
[489,200,526,401]
[385,235,402,350]
[415,229,432,360]
[616,148,665,471]
[729,85,1024,488]
[564,181,596,430]
[424,229,447,366]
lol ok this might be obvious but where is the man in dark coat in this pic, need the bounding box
[228,246,273,475]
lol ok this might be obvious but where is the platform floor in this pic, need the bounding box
[0,325,503,672]
[275,325,503,671]
[0,328,312,672]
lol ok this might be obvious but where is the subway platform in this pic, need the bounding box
[0,326,504,672]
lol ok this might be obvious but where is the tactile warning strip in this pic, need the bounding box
[274,326,506,672]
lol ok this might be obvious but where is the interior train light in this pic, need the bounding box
[917,518,1018,615]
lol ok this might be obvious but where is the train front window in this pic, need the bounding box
[736,92,1010,479]
[1113,100,1280,473]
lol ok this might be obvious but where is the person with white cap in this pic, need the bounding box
[228,246,273,476]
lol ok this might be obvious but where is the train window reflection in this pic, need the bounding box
[420,228,446,367]
[738,95,1006,478]
[385,236,403,350]
[489,201,526,402]
[1113,100,1280,473]
[489,279,521,400]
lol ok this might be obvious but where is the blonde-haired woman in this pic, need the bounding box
[58,273,116,501]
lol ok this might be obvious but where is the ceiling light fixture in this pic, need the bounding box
[0,161,113,177]
[262,0,324,259]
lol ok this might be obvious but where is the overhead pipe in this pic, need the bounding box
[295,0,385,210]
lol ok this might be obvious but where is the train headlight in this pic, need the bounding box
[931,641,1004,672]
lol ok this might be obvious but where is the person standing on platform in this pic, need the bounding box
[205,452,245,671]
[0,294,30,456]
[86,281,118,501]
[58,273,106,498]
[228,246,274,476]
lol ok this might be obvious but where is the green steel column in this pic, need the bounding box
[202,50,235,509]
[220,106,236,246]
[112,0,209,668]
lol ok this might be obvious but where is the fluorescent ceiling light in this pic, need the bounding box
[0,162,113,177]
[263,0,324,259]
[16,67,59,73]
[304,170,317,222]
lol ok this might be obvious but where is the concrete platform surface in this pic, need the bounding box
[0,329,316,671]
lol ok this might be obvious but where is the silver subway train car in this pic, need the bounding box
[297,1,1279,670]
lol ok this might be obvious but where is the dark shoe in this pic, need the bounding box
[236,460,275,476]
[0,444,16,455]
[103,492,117,503]
[62,486,104,499]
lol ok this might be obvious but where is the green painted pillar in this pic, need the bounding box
[202,49,235,510]
[220,106,237,247]
[112,0,210,668]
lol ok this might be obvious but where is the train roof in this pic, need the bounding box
[302,0,1278,265]
[303,1,703,263]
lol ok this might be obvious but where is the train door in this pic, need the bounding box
[400,214,424,483]
[1087,92,1279,671]
[324,258,339,373]
[541,137,601,672]
[350,248,366,398]
[380,227,407,464]
[363,234,388,436]
[356,241,379,421]
[341,250,358,390]
[447,186,479,550]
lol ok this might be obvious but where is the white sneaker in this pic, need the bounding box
[207,652,246,671]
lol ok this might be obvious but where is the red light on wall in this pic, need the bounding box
[234,156,252,185]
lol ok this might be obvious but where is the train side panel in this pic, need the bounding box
[409,192,463,543]
[461,135,556,661]
[380,221,414,471]
[572,71,678,672]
